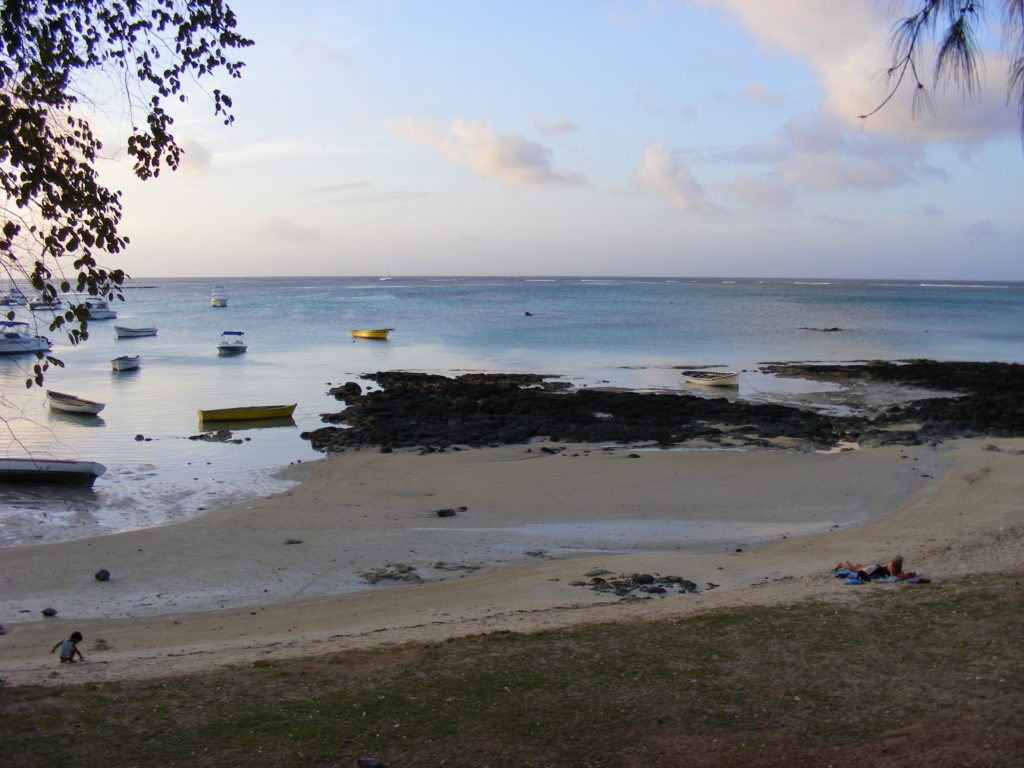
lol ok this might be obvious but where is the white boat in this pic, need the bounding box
[0,286,27,305]
[28,293,62,310]
[84,297,117,320]
[217,330,247,354]
[47,390,105,415]
[0,457,106,487]
[210,285,228,307]
[680,370,740,387]
[0,321,52,354]
[111,354,141,371]
[114,325,157,338]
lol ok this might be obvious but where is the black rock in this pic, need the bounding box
[94,569,110,582]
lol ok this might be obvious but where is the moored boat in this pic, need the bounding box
[217,330,247,354]
[47,390,106,415]
[198,403,297,422]
[27,293,62,310]
[0,457,106,486]
[351,328,393,340]
[111,354,141,371]
[83,297,117,319]
[114,325,157,338]
[680,370,740,387]
[0,321,52,354]
[210,285,228,307]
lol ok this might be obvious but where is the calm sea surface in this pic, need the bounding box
[2,276,1022,546]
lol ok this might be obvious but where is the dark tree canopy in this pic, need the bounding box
[862,0,1024,140]
[0,0,252,385]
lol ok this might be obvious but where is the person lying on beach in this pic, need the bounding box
[834,555,914,581]
[50,631,85,664]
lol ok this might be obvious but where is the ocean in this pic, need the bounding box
[2,275,1022,547]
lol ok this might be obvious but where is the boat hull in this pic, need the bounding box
[198,403,297,422]
[351,328,393,340]
[0,458,106,487]
[111,355,141,371]
[114,326,157,338]
[680,370,740,387]
[47,390,105,415]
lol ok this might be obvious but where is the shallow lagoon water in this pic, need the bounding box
[1,275,1021,546]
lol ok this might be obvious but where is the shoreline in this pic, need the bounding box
[2,435,1021,686]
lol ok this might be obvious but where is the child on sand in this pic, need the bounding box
[50,631,85,663]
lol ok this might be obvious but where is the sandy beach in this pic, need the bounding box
[1,436,1021,687]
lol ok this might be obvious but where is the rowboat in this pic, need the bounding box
[114,325,157,338]
[351,328,393,340]
[217,330,247,354]
[47,390,106,415]
[0,457,106,487]
[111,354,141,371]
[680,370,740,387]
[0,321,51,354]
[198,403,297,422]
[210,285,228,307]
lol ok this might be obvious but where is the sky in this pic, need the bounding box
[94,0,1024,280]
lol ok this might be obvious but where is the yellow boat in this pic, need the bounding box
[351,328,393,340]
[198,403,297,422]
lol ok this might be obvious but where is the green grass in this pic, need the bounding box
[2,571,1022,767]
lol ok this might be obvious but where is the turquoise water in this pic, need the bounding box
[1,275,1021,546]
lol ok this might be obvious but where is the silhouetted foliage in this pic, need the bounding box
[862,0,1024,140]
[0,0,252,385]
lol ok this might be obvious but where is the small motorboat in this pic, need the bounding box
[0,321,52,354]
[210,285,228,307]
[27,293,62,310]
[114,325,157,338]
[47,390,106,415]
[83,297,117,320]
[199,403,297,422]
[217,330,247,355]
[351,328,393,340]
[0,457,106,487]
[111,355,141,372]
[680,370,740,387]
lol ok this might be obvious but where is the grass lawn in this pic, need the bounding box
[2,571,1021,767]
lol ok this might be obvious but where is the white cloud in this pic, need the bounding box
[534,117,581,135]
[634,139,724,215]
[697,0,1017,142]
[304,181,429,205]
[257,217,320,242]
[727,172,793,211]
[393,117,589,187]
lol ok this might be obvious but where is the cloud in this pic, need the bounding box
[293,38,352,68]
[303,181,429,205]
[534,117,581,135]
[727,172,794,212]
[393,117,589,186]
[774,113,948,192]
[740,82,786,108]
[634,139,724,215]
[966,220,1007,241]
[257,217,320,242]
[178,139,213,175]
[696,0,1018,142]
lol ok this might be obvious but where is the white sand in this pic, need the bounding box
[1,437,1021,686]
